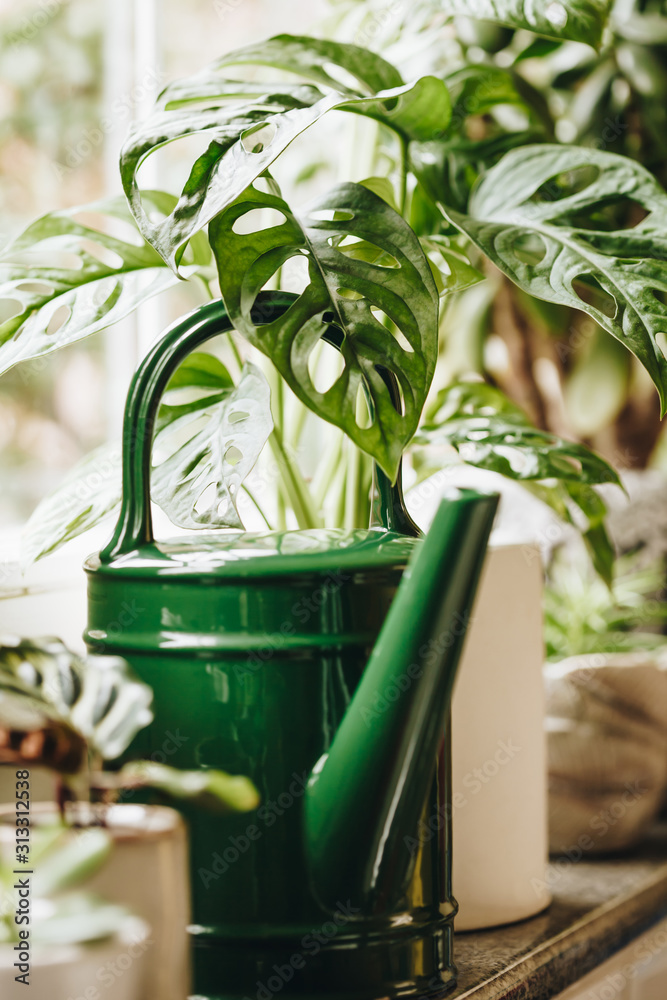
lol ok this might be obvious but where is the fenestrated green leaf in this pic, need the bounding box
[121,46,450,271]
[160,350,234,393]
[21,351,264,563]
[210,182,439,481]
[411,129,545,214]
[443,144,667,414]
[417,380,621,484]
[420,236,485,296]
[214,33,404,94]
[0,636,154,764]
[444,64,553,134]
[151,361,273,530]
[0,192,198,376]
[112,761,261,814]
[418,380,618,583]
[439,0,612,47]
[22,443,123,568]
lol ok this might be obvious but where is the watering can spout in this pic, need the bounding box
[305,488,498,913]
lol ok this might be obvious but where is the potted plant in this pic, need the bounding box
[0,823,151,1000]
[0,634,259,1000]
[543,553,667,857]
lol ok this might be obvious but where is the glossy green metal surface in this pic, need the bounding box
[85,293,498,1000]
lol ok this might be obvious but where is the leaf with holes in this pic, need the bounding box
[411,129,545,215]
[0,636,153,764]
[438,0,612,46]
[209,182,438,481]
[416,381,621,485]
[22,443,123,568]
[420,237,485,296]
[444,145,667,414]
[154,351,234,433]
[151,361,273,530]
[444,65,553,135]
[0,192,206,376]
[120,43,450,271]
[213,33,404,94]
[22,353,239,565]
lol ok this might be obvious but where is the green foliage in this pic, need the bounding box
[210,181,438,480]
[438,0,612,47]
[0,192,208,375]
[545,554,667,659]
[418,380,620,483]
[32,828,112,898]
[0,825,130,947]
[152,360,273,528]
[22,350,267,563]
[120,38,451,271]
[0,636,153,764]
[213,33,405,92]
[0,635,261,813]
[115,761,261,814]
[21,443,122,567]
[417,380,620,582]
[445,145,667,413]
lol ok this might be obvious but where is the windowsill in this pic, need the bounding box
[451,825,667,998]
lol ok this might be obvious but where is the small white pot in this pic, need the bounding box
[0,916,150,1000]
[0,803,190,1000]
[450,543,551,930]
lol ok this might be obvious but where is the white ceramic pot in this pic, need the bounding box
[0,803,190,1000]
[450,542,551,930]
[0,916,150,1000]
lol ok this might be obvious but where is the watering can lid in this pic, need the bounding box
[85,528,419,580]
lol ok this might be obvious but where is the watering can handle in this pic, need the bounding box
[101,291,418,561]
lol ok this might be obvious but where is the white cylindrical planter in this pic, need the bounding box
[0,803,190,1000]
[450,542,550,930]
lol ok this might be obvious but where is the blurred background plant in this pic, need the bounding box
[545,552,667,659]
[329,0,667,469]
[0,635,260,814]
[0,823,132,947]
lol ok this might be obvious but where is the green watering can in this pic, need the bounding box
[84,292,498,1000]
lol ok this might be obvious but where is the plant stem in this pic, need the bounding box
[228,333,245,379]
[197,273,246,379]
[269,426,321,530]
[289,395,310,451]
[241,484,273,530]
[398,135,409,218]
[344,441,362,531]
[198,273,215,300]
[264,357,320,529]
[312,427,344,510]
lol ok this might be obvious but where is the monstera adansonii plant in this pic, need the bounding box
[0,635,260,815]
[2,12,665,583]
